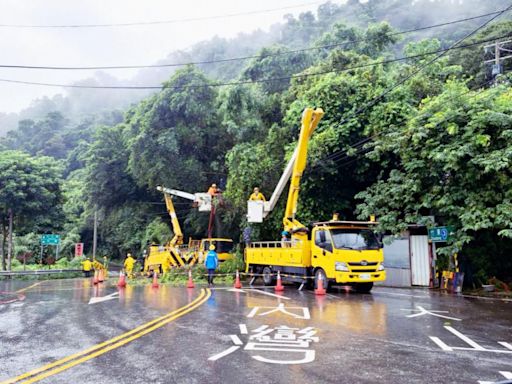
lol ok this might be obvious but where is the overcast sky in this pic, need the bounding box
[0,0,345,114]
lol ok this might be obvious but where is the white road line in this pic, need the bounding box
[247,307,258,318]
[230,335,243,345]
[373,291,430,299]
[500,372,512,379]
[88,292,119,305]
[429,336,453,351]
[228,288,291,300]
[445,326,486,350]
[208,346,240,361]
[498,342,512,350]
[239,324,248,334]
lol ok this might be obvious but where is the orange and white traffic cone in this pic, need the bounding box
[233,270,242,289]
[186,270,195,289]
[92,270,99,285]
[152,271,159,289]
[117,271,126,288]
[98,269,104,283]
[275,270,284,292]
[314,273,326,296]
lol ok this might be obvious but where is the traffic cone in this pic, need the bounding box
[233,270,242,289]
[117,271,126,288]
[152,271,159,288]
[186,270,195,288]
[314,273,326,295]
[98,269,104,283]
[275,271,284,292]
[93,270,99,285]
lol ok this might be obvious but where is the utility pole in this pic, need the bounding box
[92,211,97,260]
[484,39,512,84]
[7,208,12,271]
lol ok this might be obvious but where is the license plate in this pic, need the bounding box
[359,274,371,280]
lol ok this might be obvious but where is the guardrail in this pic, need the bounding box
[0,269,82,277]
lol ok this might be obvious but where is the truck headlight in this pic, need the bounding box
[377,264,385,271]
[335,262,349,272]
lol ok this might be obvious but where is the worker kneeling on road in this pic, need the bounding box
[81,257,93,277]
[249,187,266,201]
[204,245,218,287]
[124,253,135,278]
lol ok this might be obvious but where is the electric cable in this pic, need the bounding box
[0,11,504,71]
[0,1,328,28]
[0,33,509,89]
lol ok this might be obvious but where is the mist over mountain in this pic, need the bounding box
[0,0,508,137]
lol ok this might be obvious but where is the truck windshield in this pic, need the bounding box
[203,240,234,253]
[330,229,380,250]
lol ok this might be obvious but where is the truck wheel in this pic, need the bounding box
[314,269,329,292]
[354,282,373,293]
[262,267,274,286]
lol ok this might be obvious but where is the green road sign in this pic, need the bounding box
[428,226,454,243]
[41,234,60,245]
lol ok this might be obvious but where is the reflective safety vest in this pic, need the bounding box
[124,256,135,270]
[81,259,92,271]
[249,192,266,201]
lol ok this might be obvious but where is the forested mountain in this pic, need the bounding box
[0,0,511,284]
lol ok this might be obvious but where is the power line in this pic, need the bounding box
[323,3,512,138]
[0,1,326,29]
[308,77,500,173]
[0,33,509,90]
[0,11,503,71]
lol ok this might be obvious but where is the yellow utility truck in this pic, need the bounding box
[144,186,234,273]
[245,107,386,293]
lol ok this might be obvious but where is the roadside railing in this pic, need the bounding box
[0,269,82,277]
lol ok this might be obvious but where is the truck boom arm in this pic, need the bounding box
[283,107,324,234]
[157,187,184,246]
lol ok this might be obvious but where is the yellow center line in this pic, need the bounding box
[2,288,211,384]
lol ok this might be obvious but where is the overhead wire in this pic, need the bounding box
[0,11,504,71]
[0,33,510,90]
[301,4,512,173]
[0,1,328,28]
[308,76,502,174]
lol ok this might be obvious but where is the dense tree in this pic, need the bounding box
[0,2,511,284]
[356,82,512,280]
[127,66,228,192]
[0,151,63,270]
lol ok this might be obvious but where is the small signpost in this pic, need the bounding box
[75,243,84,257]
[40,234,61,265]
[428,226,454,243]
[41,234,60,246]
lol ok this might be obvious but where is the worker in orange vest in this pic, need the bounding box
[207,183,218,196]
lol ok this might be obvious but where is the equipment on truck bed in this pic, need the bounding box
[245,107,386,292]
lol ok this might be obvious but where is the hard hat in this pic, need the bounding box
[209,245,215,250]
[127,253,132,257]
[281,230,290,236]
[212,184,217,187]
[253,187,259,191]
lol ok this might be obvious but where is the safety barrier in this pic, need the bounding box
[0,269,82,276]
[126,269,315,280]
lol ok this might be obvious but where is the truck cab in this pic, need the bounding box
[198,238,234,262]
[311,221,386,292]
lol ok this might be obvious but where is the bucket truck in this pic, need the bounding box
[245,107,386,292]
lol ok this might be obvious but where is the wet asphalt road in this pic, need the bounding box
[0,278,511,384]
